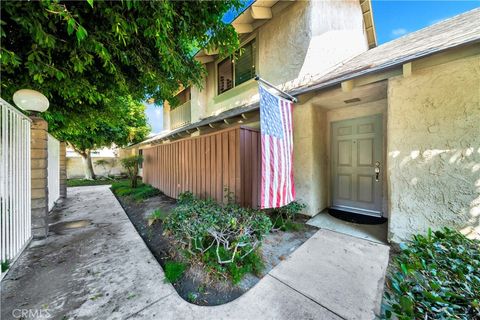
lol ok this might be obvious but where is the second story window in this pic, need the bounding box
[217,39,256,95]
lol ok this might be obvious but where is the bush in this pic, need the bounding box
[164,192,272,283]
[383,228,480,320]
[269,201,306,231]
[120,155,143,188]
[164,261,187,283]
[111,180,159,201]
[1,260,9,272]
[147,208,168,226]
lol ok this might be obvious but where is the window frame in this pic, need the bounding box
[215,33,258,96]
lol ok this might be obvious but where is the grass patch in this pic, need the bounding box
[67,178,126,187]
[383,228,480,319]
[164,261,187,283]
[111,180,159,201]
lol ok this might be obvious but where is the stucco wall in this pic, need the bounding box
[182,0,368,124]
[387,55,480,242]
[67,157,125,179]
[292,102,328,216]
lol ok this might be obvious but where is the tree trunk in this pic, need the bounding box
[81,150,96,180]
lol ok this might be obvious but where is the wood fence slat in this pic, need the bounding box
[222,132,229,203]
[228,130,236,200]
[251,131,259,208]
[209,135,215,201]
[193,139,197,195]
[243,131,253,207]
[205,137,210,199]
[187,139,192,192]
[215,134,222,203]
[235,129,241,204]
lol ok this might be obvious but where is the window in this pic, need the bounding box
[217,39,256,95]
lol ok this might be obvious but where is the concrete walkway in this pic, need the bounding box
[1,186,389,320]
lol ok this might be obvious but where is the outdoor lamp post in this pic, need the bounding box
[13,89,49,113]
[13,89,51,239]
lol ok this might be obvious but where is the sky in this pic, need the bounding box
[372,1,479,44]
[145,0,479,134]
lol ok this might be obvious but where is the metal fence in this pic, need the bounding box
[0,98,32,274]
[47,134,60,211]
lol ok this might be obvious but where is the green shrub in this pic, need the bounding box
[383,228,480,320]
[1,260,10,272]
[120,155,143,188]
[164,261,186,283]
[187,292,198,303]
[111,180,159,201]
[148,208,168,225]
[269,201,306,231]
[177,191,195,205]
[164,192,272,283]
[226,250,264,284]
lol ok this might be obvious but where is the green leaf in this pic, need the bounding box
[86,0,94,8]
[67,18,75,35]
[76,25,88,42]
[399,296,414,315]
[400,263,408,275]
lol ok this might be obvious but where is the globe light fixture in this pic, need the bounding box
[13,89,49,113]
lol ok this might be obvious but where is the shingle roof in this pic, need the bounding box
[291,7,480,94]
[141,8,480,146]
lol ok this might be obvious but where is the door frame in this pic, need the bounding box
[328,113,387,217]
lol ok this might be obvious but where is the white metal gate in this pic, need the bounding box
[0,98,31,275]
[47,134,60,211]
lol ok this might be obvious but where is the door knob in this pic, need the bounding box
[375,161,380,182]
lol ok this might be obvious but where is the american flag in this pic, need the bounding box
[259,85,295,209]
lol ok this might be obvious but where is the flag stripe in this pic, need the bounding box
[259,85,295,209]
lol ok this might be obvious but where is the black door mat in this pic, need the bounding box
[328,208,387,225]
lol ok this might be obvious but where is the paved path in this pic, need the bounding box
[1,186,389,320]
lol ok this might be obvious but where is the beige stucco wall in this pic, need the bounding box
[67,157,126,179]
[387,55,480,242]
[292,101,328,216]
[293,102,318,215]
[173,0,369,126]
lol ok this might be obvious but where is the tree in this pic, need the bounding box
[2,0,242,178]
[120,155,143,188]
[46,96,150,179]
[1,0,242,124]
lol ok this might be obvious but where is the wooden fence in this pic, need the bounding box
[142,126,261,208]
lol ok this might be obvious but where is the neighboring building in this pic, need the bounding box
[139,1,480,243]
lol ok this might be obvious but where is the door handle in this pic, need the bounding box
[375,161,380,182]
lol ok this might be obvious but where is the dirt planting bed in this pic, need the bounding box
[114,192,317,306]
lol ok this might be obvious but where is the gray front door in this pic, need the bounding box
[331,114,383,216]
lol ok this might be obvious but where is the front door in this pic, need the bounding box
[331,114,383,216]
